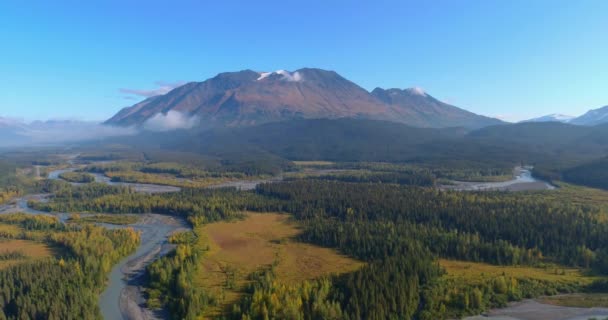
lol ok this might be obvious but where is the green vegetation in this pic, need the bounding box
[31,176,608,318]
[146,213,362,320]
[539,293,608,308]
[0,160,22,204]
[59,171,95,183]
[146,230,211,319]
[30,180,255,226]
[69,213,139,225]
[563,157,608,190]
[82,161,269,188]
[7,140,607,319]
[0,213,140,319]
[429,259,598,317]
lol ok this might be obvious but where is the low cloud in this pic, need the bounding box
[21,121,137,143]
[120,81,185,98]
[143,111,199,132]
[0,120,138,147]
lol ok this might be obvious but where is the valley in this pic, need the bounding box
[1,139,608,320]
[4,3,608,319]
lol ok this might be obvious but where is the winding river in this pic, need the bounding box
[0,167,189,320]
[48,167,187,320]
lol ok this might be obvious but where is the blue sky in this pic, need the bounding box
[1,0,607,122]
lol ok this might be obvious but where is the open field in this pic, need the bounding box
[456,174,513,182]
[70,213,140,225]
[292,161,335,166]
[103,170,264,188]
[440,259,597,286]
[509,182,608,217]
[0,223,22,238]
[195,212,363,317]
[0,239,57,269]
[539,294,608,308]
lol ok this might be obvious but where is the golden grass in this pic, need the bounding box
[440,259,597,285]
[292,161,335,166]
[195,212,363,317]
[0,239,57,270]
[0,224,23,238]
[104,171,260,188]
[458,175,513,183]
[539,293,608,308]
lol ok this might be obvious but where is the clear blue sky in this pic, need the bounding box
[1,0,607,122]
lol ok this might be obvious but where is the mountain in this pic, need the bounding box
[106,68,503,129]
[570,105,608,126]
[521,114,574,123]
[371,87,502,128]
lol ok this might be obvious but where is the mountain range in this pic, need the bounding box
[105,68,504,129]
[522,105,608,125]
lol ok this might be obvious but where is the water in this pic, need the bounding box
[48,166,181,194]
[98,214,188,320]
[443,166,556,192]
[463,299,608,320]
[14,166,189,319]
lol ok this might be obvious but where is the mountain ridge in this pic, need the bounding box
[570,105,608,126]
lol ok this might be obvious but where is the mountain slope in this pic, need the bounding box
[106,68,503,129]
[371,87,503,128]
[570,105,608,126]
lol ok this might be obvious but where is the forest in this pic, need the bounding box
[24,174,608,319]
[0,213,140,319]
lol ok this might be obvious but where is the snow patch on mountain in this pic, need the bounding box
[522,114,575,123]
[257,70,303,82]
[405,87,426,96]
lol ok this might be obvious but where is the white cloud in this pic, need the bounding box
[119,81,186,98]
[143,111,199,132]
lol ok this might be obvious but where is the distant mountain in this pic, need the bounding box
[570,105,608,126]
[106,68,503,129]
[521,114,574,123]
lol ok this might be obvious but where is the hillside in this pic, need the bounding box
[371,87,502,128]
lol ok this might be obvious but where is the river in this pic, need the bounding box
[441,166,556,192]
[48,167,181,193]
[463,298,608,320]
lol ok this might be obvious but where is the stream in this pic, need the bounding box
[441,166,556,191]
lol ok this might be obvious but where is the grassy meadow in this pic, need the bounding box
[194,212,363,317]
